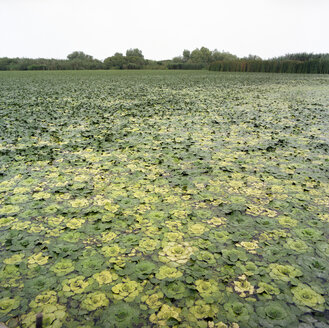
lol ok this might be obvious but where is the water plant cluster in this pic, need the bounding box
[0,71,328,327]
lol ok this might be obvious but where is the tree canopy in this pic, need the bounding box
[67,51,93,61]
[0,49,328,73]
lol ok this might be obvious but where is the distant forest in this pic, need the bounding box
[1,48,328,73]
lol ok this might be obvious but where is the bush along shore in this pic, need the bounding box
[1,49,328,73]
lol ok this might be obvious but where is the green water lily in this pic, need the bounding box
[218,265,236,282]
[189,300,218,320]
[0,180,15,192]
[256,302,297,327]
[22,304,66,328]
[224,301,252,323]
[62,276,89,295]
[33,191,51,200]
[236,261,260,276]
[193,238,212,250]
[194,209,213,220]
[195,250,216,264]
[146,210,167,222]
[0,265,21,288]
[77,256,104,276]
[60,231,81,242]
[30,291,57,309]
[70,198,89,208]
[284,238,309,253]
[155,265,183,280]
[138,238,159,253]
[209,230,231,244]
[141,291,164,309]
[0,216,16,227]
[81,291,109,311]
[134,260,156,279]
[233,275,254,297]
[43,204,59,214]
[292,284,325,311]
[48,241,81,258]
[159,242,194,267]
[100,303,140,328]
[237,241,259,254]
[0,205,20,215]
[11,221,30,230]
[222,249,248,263]
[316,242,329,257]
[101,231,117,243]
[188,223,207,235]
[112,279,142,302]
[163,232,184,242]
[195,279,223,303]
[277,216,297,227]
[66,218,85,229]
[104,202,119,212]
[208,216,227,226]
[93,270,118,285]
[295,228,323,241]
[47,216,64,226]
[24,276,57,295]
[269,264,302,281]
[0,297,20,315]
[50,259,75,276]
[259,229,289,242]
[296,256,328,280]
[256,282,280,299]
[101,245,123,257]
[28,252,49,267]
[4,253,24,265]
[8,194,29,204]
[213,322,240,328]
[149,304,181,326]
[160,280,187,300]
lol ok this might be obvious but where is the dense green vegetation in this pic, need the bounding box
[0,51,104,71]
[1,49,328,73]
[209,58,329,74]
[0,71,329,327]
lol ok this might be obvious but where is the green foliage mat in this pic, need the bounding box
[0,71,328,327]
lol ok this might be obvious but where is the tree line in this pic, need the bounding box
[0,49,158,71]
[209,54,329,74]
[0,49,328,73]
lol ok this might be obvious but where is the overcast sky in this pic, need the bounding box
[0,0,328,60]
